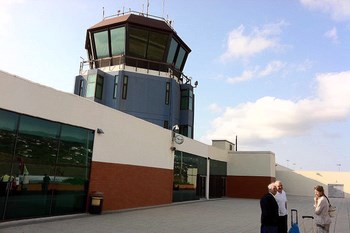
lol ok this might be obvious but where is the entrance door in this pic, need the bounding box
[196,175,206,198]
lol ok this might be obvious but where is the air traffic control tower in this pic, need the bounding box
[74,11,195,138]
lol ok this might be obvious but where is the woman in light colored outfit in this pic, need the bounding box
[314,185,331,233]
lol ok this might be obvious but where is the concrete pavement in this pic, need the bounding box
[0,195,349,233]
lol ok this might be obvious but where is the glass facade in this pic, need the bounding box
[0,109,94,221]
[173,152,227,202]
[209,159,227,198]
[173,151,207,202]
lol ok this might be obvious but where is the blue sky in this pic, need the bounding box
[1,0,350,171]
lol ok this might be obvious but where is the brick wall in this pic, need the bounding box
[226,175,275,199]
[88,161,174,211]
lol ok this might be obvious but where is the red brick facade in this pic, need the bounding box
[88,161,174,211]
[226,175,276,199]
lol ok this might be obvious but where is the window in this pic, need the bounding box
[113,75,119,99]
[175,47,186,69]
[86,74,96,98]
[95,75,104,100]
[180,89,193,110]
[0,109,94,220]
[122,75,128,99]
[110,27,125,56]
[94,30,109,58]
[180,125,192,138]
[163,120,169,129]
[165,82,170,105]
[78,80,84,96]
[128,27,148,58]
[167,38,178,64]
[147,31,168,61]
[128,26,169,62]
[86,74,103,100]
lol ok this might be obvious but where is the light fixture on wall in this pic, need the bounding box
[97,128,104,134]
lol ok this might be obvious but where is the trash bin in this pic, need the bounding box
[89,191,104,214]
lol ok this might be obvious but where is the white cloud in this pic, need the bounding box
[202,70,350,145]
[227,60,285,84]
[300,0,350,21]
[227,69,256,84]
[220,21,286,61]
[208,103,223,113]
[324,27,339,43]
[258,60,285,77]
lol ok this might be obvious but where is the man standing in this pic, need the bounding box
[260,182,279,233]
[275,180,288,233]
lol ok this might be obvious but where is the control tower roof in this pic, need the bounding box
[89,13,174,33]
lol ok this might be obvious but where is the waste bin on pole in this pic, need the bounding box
[89,191,104,214]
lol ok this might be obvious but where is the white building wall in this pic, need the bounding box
[276,165,350,198]
[0,70,174,169]
[227,151,276,177]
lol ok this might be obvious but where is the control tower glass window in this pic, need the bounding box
[94,31,109,58]
[175,47,186,69]
[166,38,178,64]
[147,31,168,61]
[128,26,169,62]
[129,27,148,58]
[111,27,125,56]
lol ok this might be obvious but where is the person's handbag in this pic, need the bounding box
[325,195,336,218]
[328,205,336,218]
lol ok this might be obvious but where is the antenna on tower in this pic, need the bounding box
[102,7,105,19]
[146,0,149,16]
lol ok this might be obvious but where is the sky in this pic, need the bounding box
[1,0,350,172]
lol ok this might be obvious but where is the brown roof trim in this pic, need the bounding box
[88,13,173,33]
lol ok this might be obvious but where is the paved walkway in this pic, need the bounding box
[0,196,349,233]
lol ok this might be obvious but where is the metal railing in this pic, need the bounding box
[79,54,192,85]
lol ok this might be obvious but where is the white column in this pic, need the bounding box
[206,157,210,200]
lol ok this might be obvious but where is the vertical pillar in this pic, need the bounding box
[206,157,210,200]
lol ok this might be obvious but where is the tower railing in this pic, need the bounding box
[79,54,192,85]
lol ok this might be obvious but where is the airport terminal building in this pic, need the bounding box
[0,12,276,221]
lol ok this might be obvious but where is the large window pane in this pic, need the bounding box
[128,27,148,58]
[111,27,125,56]
[167,38,178,64]
[94,30,109,58]
[181,89,193,110]
[147,31,168,61]
[0,109,94,220]
[86,74,96,98]
[17,116,60,164]
[0,110,19,215]
[175,47,186,69]
[95,75,104,100]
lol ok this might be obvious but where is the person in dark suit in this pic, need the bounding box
[260,182,279,233]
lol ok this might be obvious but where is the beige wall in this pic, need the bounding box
[227,151,276,177]
[276,165,350,198]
